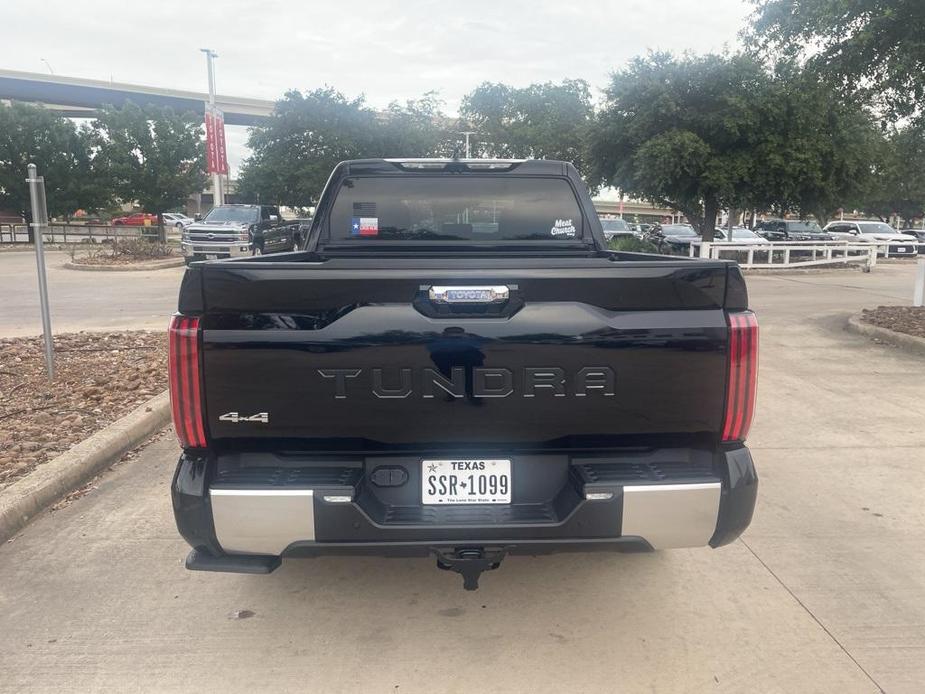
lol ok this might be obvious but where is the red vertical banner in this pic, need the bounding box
[213,109,229,174]
[204,109,218,173]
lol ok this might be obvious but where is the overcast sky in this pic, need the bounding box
[3,0,752,173]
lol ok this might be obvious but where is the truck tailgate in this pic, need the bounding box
[188,258,732,449]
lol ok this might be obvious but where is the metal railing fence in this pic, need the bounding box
[690,241,890,271]
[0,222,166,244]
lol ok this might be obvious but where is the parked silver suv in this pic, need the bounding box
[823,220,919,257]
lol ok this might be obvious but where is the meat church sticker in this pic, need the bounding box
[550,218,576,237]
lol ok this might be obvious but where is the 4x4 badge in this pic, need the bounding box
[218,411,269,423]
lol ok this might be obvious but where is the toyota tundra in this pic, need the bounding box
[169,159,759,589]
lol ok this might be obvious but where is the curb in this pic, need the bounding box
[0,391,171,543]
[63,258,185,271]
[846,313,925,357]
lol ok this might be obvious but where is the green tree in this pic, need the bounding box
[861,123,925,225]
[589,53,775,239]
[588,53,878,237]
[751,65,880,225]
[238,88,377,208]
[380,91,456,159]
[460,80,593,171]
[0,102,111,234]
[238,88,452,207]
[750,0,925,119]
[92,102,205,227]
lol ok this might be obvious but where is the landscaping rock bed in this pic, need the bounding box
[69,252,179,267]
[69,239,177,266]
[861,306,925,339]
[0,331,168,490]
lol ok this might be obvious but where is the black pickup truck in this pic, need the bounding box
[169,159,759,590]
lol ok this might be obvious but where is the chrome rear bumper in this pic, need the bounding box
[209,480,722,555]
[211,489,315,555]
[621,482,721,549]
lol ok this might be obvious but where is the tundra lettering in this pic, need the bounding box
[315,366,616,399]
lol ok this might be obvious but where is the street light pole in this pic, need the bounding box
[458,131,476,158]
[26,163,55,380]
[200,48,223,207]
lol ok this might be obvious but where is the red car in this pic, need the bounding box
[112,213,158,226]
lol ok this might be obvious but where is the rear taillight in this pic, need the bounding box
[721,311,759,442]
[168,315,207,448]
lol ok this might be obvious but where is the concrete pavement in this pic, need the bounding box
[0,251,183,337]
[1,264,923,692]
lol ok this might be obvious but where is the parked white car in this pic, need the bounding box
[688,227,771,255]
[712,227,772,245]
[163,213,194,228]
[823,220,918,257]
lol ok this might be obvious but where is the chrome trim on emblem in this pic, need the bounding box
[429,285,510,304]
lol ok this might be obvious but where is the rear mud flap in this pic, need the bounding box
[434,547,507,590]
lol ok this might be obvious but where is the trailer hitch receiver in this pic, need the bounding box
[434,547,507,590]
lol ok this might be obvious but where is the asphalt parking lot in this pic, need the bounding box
[0,251,183,337]
[0,259,922,692]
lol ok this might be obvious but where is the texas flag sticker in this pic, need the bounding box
[351,217,379,236]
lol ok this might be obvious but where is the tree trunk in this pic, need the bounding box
[700,198,718,241]
[156,212,166,243]
[674,204,702,233]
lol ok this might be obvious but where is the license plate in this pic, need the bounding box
[422,459,511,504]
[206,254,218,259]
[896,247,907,252]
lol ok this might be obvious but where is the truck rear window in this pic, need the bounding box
[329,176,583,241]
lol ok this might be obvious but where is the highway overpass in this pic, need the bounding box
[0,69,273,125]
